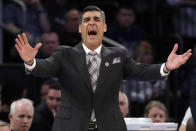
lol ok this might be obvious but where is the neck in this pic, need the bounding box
[84,43,102,51]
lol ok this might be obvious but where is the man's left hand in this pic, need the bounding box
[166,43,192,71]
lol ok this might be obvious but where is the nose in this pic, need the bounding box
[23,117,28,123]
[88,19,96,25]
[154,116,161,123]
[52,99,58,106]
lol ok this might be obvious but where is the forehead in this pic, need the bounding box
[42,33,57,39]
[48,89,61,97]
[150,107,165,114]
[15,104,33,115]
[119,93,125,99]
[119,9,134,16]
[82,11,102,19]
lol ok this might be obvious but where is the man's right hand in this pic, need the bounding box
[15,33,42,65]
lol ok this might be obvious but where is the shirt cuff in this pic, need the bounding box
[160,63,170,77]
[24,58,36,71]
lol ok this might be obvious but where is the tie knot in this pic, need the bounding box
[88,51,97,56]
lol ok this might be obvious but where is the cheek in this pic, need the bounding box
[29,119,33,123]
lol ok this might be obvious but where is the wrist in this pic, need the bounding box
[165,62,170,72]
[24,59,34,65]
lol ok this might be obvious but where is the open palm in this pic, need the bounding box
[166,44,192,70]
[15,33,42,63]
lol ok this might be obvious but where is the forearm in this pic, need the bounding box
[31,58,59,77]
[34,0,50,32]
[124,59,163,81]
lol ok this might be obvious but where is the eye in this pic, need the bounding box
[83,17,90,22]
[94,16,101,21]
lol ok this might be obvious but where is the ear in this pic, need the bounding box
[79,24,81,33]
[104,23,107,32]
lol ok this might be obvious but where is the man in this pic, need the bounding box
[0,120,9,131]
[60,8,81,46]
[3,0,50,62]
[37,32,60,59]
[8,98,34,131]
[15,5,192,131]
[39,79,58,101]
[105,5,145,55]
[187,118,196,131]
[30,81,61,131]
[119,91,129,117]
[3,0,50,43]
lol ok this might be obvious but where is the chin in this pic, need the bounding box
[87,40,99,46]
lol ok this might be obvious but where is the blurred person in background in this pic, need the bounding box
[119,91,129,117]
[40,80,51,101]
[36,32,60,59]
[3,0,50,62]
[167,0,196,38]
[0,86,2,112]
[105,5,145,55]
[9,98,34,131]
[186,117,196,131]
[0,82,27,123]
[0,120,9,131]
[30,81,61,131]
[3,0,50,44]
[144,100,168,123]
[179,107,192,131]
[60,8,81,47]
[122,41,167,117]
[43,0,69,35]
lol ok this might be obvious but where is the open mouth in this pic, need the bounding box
[87,30,97,39]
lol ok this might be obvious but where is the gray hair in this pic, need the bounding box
[119,91,129,106]
[10,98,34,115]
[79,5,106,24]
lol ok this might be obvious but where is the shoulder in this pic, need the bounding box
[104,46,128,56]
[4,1,22,10]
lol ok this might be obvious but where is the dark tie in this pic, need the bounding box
[88,51,98,92]
[88,51,98,121]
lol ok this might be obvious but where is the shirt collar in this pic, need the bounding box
[82,43,102,56]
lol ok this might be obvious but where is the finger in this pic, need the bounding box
[18,34,25,45]
[15,44,22,55]
[182,49,192,57]
[22,33,29,45]
[34,43,42,51]
[185,52,192,60]
[182,52,192,62]
[15,38,23,49]
[171,43,178,54]
[181,53,192,64]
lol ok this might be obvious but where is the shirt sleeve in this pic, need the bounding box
[24,58,36,71]
[160,63,170,77]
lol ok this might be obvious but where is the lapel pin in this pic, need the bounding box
[105,62,109,67]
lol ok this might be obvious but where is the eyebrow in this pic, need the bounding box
[83,17,90,22]
[94,16,101,21]
[83,16,101,22]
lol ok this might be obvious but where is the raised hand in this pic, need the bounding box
[166,43,192,70]
[15,33,42,65]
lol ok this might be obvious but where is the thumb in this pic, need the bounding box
[34,43,42,51]
[171,43,178,54]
